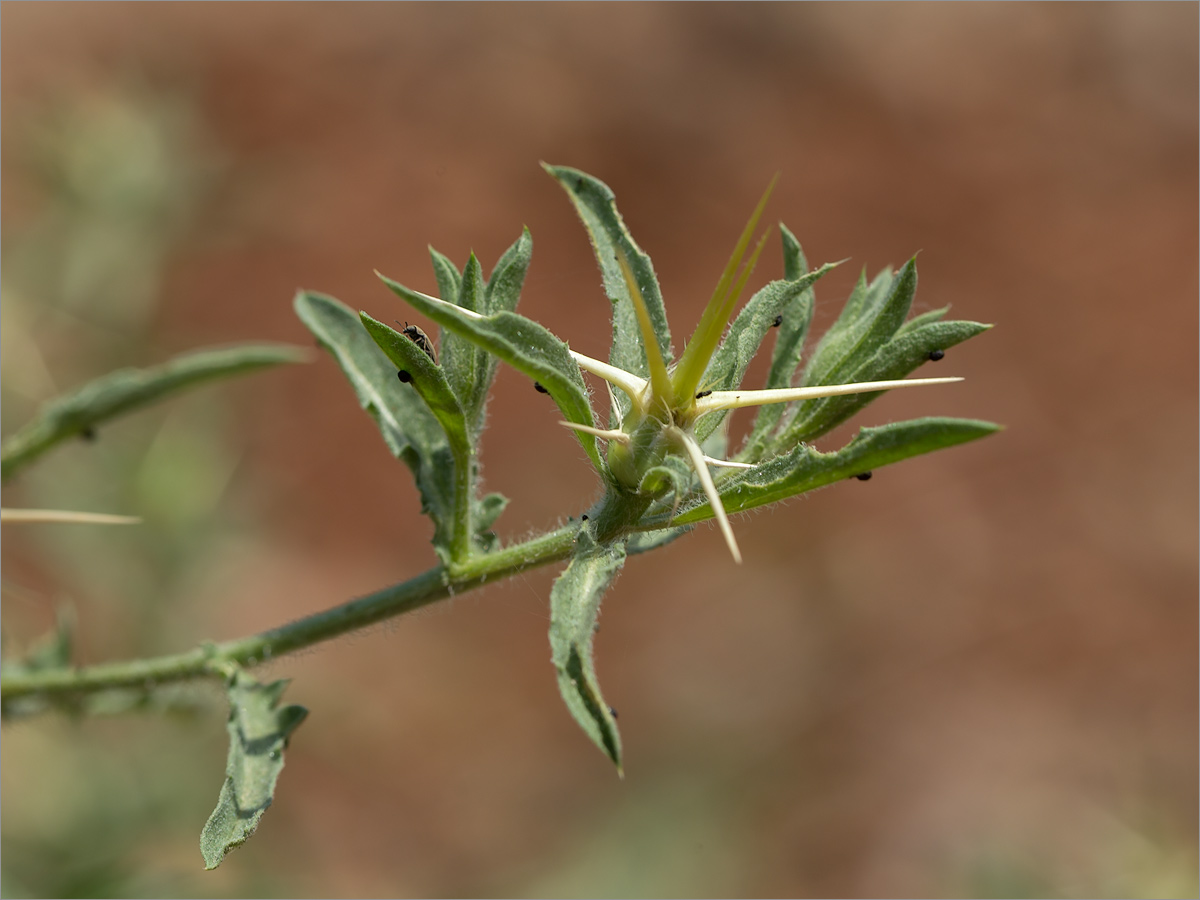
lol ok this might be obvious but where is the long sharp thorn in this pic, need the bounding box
[702,456,756,470]
[694,376,964,414]
[676,429,742,564]
[1,508,141,525]
[570,349,648,408]
[558,421,631,443]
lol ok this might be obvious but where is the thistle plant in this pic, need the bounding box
[0,165,997,868]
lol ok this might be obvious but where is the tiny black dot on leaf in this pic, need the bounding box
[695,390,712,399]
[80,426,97,442]
[928,349,945,361]
[534,381,549,394]
[607,706,618,719]
[580,514,589,521]
[853,471,873,481]
[575,176,584,190]
[397,370,412,383]
[772,314,783,328]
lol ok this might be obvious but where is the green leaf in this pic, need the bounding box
[744,225,818,458]
[780,222,808,281]
[693,263,835,444]
[473,491,509,552]
[431,233,533,437]
[361,313,474,560]
[1,343,307,483]
[800,258,918,394]
[543,164,672,414]
[201,671,308,869]
[295,291,454,530]
[783,318,992,443]
[484,227,533,315]
[2,606,74,676]
[428,246,466,410]
[549,533,627,771]
[896,304,950,335]
[360,314,469,459]
[428,247,463,307]
[436,253,487,431]
[670,417,1000,526]
[378,273,604,474]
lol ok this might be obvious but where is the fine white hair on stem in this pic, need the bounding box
[693,376,963,415]
[673,428,742,564]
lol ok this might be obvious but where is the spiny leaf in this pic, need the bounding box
[744,225,818,458]
[444,253,489,431]
[378,274,604,474]
[428,247,468,412]
[693,263,836,443]
[200,671,308,869]
[669,417,1000,526]
[484,227,533,316]
[543,164,672,415]
[296,292,453,530]
[800,257,918,394]
[1,342,307,483]
[549,533,627,771]
[360,314,469,459]
[896,304,950,335]
[782,318,992,444]
[428,232,534,437]
[428,246,463,307]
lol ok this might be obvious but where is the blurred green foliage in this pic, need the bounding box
[0,83,291,898]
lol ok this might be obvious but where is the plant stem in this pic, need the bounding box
[1,522,581,711]
[449,442,476,565]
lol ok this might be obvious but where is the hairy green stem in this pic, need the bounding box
[1,522,581,711]
[449,443,476,566]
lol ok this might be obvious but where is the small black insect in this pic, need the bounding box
[607,706,619,719]
[575,176,585,191]
[580,514,589,522]
[695,390,713,399]
[397,370,412,384]
[80,426,97,442]
[853,471,873,481]
[928,349,945,362]
[772,314,783,328]
[395,320,436,363]
[534,381,549,394]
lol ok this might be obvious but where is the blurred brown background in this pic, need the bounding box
[1,3,1196,897]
